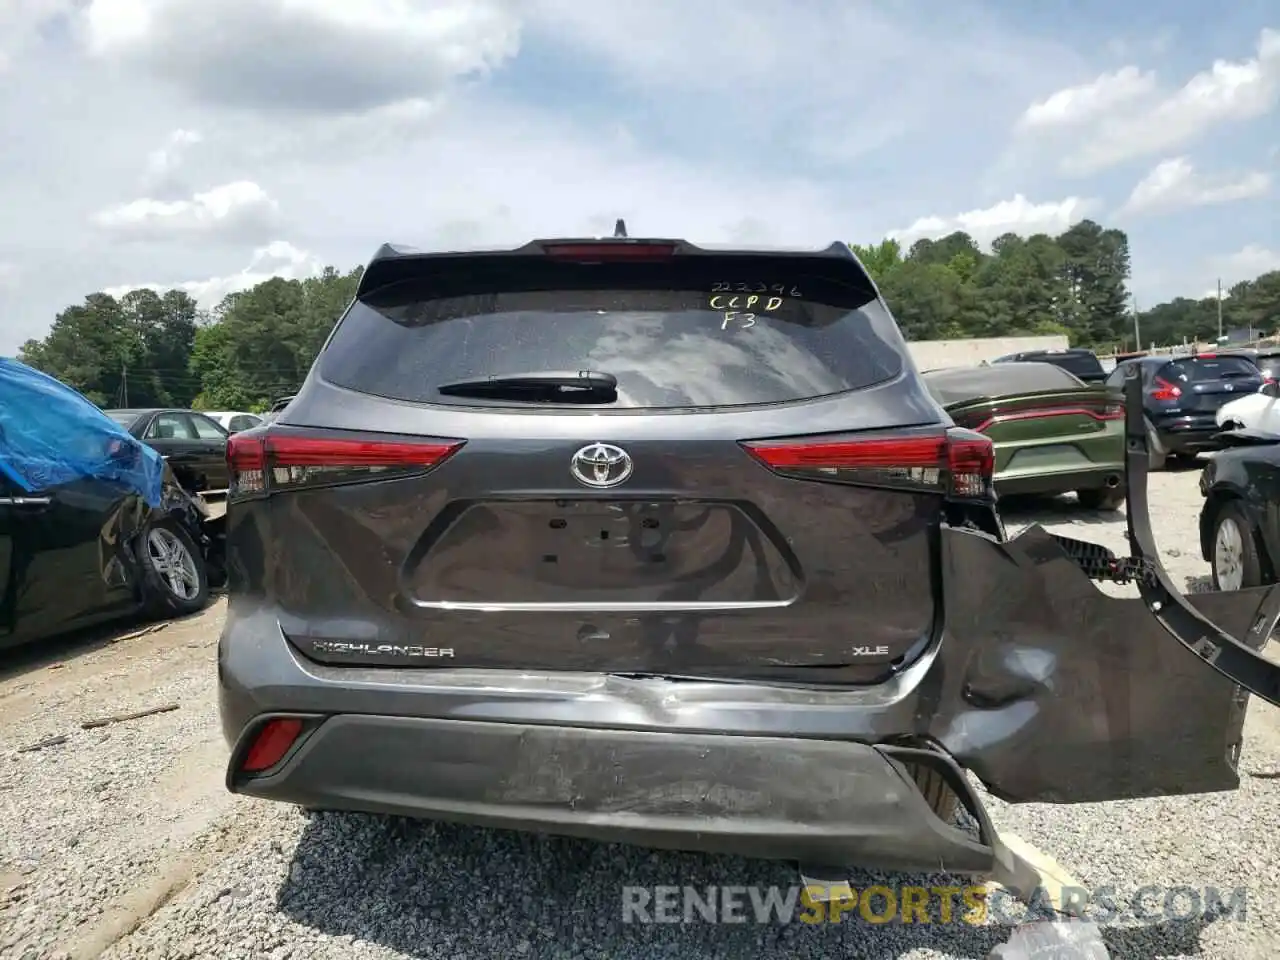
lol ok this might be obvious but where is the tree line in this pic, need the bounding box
[852,220,1280,349]
[17,219,1280,411]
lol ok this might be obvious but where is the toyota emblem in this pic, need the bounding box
[570,443,633,488]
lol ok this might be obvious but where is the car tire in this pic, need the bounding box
[1210,502,1265,592]
[1076,487,1126,511]
[907,763,960,824]
[137,518,210,618]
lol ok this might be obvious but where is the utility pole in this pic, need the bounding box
[1132,294,1140,352]
[1217,278,1224,343]
[120,360,128,408]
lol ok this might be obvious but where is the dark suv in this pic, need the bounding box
[991,347,1107,383]
[215,235,1280,880]
[1106,353,1263,469]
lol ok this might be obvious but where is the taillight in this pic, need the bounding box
[541,242,676,261]
[227,429,464,498]
[241,718,304,773]
[741,428,994,499]
[1151,377,1182,401]
[964,404,1125,433]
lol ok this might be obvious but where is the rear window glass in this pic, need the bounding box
[923,362,1082,405]
[319,257,905,409]
[1161,357,1259,383]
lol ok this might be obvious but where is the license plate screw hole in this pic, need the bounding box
[600,530,609,540]
[549,519,567,529]
[641,518,659,529]
[542,554,558,564]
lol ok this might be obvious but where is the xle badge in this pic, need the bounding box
[850,645,890,657]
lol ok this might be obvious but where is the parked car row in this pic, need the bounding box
[990,345,1280,471]
[0,360,226,652]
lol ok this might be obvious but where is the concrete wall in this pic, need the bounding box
[906,335,1070,372]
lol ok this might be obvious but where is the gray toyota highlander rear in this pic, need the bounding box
[218,234,1280,877]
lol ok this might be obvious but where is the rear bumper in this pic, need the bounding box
[995,466,1123,497]
[218,523,1277,870]
[226,714,994,873]
[1153,419,1221,453]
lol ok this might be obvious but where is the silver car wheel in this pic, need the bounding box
[1213,516,1246,592]
[147,527,200,601]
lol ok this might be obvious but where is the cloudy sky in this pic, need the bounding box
[0,0,1277,354]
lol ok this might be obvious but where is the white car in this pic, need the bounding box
[1215,381,1280,434]
[203,410,265,433]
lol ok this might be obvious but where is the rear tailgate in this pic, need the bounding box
[226,240,989,682]
[1159,356,1262,413]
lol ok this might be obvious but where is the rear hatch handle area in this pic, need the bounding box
[1123,364,1280,706]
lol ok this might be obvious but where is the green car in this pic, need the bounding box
[922,361,1127,510]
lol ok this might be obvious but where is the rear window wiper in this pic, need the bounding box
[436,370,618,403]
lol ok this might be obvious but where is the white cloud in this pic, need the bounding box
[888,194,1094,249]
[90,180,280,243]
[144,128,202,179]
[1213,244,1280,283]
[1057,28,1280,174]
[1120,157,1272,215]
[0,262,19,289]
[1019,66,1157,128]
[103,240,324,308]
[79,0,522,114]
[1,0,1273,358]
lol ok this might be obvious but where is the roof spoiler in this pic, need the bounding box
[353,237,872,300]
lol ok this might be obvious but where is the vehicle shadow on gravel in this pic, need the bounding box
[276,815,1221,959]
[996,493,1125,528]
[0,608,207,682]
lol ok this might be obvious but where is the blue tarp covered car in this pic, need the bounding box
[0,358,225,650]
[0,358,167,505]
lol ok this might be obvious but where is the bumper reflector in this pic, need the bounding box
[242,718,305,773]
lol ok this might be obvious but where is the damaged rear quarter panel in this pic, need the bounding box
[937,523,1267,803]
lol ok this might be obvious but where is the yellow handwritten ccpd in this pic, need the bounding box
[798,884,988,925]
[708,295,784,312]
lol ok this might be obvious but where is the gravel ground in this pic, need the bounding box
[2,468,1279,959]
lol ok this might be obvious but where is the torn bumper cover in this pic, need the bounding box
[218,372,1280,873]
[1120,364,1280,707]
